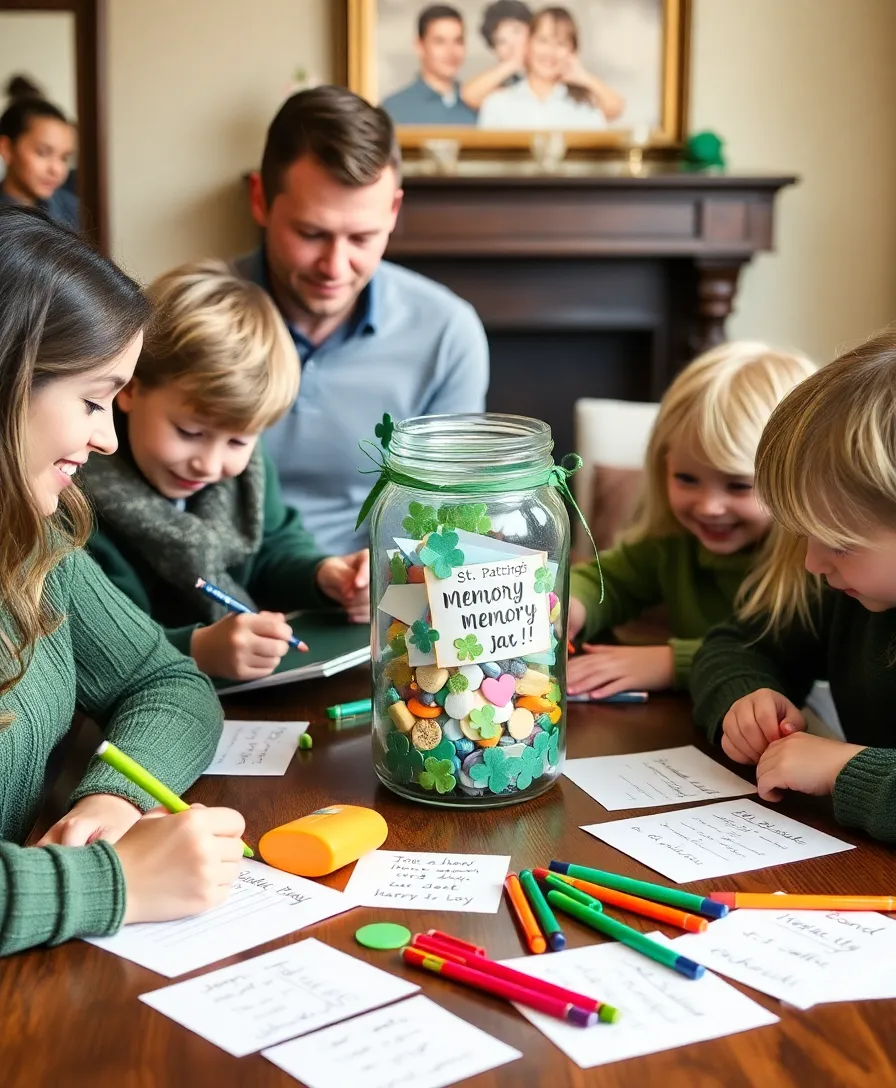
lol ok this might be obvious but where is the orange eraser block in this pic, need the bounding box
[259,805,388,878]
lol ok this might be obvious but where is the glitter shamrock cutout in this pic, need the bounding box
[513,745,545,791]
[469,747,515,793]
[418,529,465,579]
[447,673,469,694]
[418,756,457,794]
[374,412,394,449]
[453,634,484,662]
[385,732,424,784]
[545,727,561,766]
[534,566,555,594]
[402,502,438,539]
[437,503,492,535]
[408,620,440,655]
[390,553,408,585]
[468,704,499,739]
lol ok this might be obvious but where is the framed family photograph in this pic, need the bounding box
[347,0,690,149]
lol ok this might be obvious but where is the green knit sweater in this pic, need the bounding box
[0,548,223,955]
[569,534,753,688]
[691,589,896,842]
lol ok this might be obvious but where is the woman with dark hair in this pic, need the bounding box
[0,206,244,956]
[0,75,80,229]
[477,6,624,129]
[461,0,532,111]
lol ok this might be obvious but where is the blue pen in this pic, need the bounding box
[194,578,308,651]
[567,691,649,705]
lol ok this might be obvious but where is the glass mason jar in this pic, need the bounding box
[367,413,571,808]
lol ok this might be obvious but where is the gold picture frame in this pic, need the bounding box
[347,0,690,150]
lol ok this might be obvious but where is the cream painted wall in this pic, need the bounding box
[105,0,895,364]
[0,11,77,119]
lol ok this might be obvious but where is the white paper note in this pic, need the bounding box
[670,908,896,1009]
[563,746,758,810]
[343,850,510,913]
[582,799,854,883]
[204,720,309,776]
[139,938,419,1056]
[86,860,353,977]
[263,994,522,1088]
[502,938,777,1068]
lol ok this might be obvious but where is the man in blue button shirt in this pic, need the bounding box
[382,5,478,125]
[234,85,489,555]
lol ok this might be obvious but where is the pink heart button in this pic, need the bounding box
[481,673,516,708]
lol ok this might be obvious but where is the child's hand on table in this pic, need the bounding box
[191,611,293,680]
[36,793,142,846]
[317,549,370,623]
[567,644,674,698]
[115,806,245,923]
[756,732,867,802]
[721,688,806,764]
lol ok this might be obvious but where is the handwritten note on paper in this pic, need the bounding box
[86,860,352,977]
[139,938,418,1056]
[343,850,511,913]
[263,994,522,1088]
[563,746,758,811]
[204,720,309,776]
[582,798,854,883]
[502,939,777,1069]
[425,552,551,668]
[670,909,896,1009]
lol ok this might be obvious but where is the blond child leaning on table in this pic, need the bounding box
[691,330,896,843]
[566,341,816,699]
[82,259,369,683]
[0,206,245,956]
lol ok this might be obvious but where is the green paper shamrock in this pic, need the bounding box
[547,681,562,705]
[453,634,483,662]
[385,732,425,784]
[434,687,448,707]
[408,620,440,655]
[418,756,457,794]
[469,748,515,793]
[418,529,465,579]
[389,631,407,656]
[402,502,438,539]
[514,744,546,791]
[437,503,492,535]
[428,738,457,763]
[447,672,469,694]
[546,728,561,766]
[468,704,499,739]
[534,566,555,594]
[390,553,408,585]
[374,412,394,449]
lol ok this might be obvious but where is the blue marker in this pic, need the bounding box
[194,578,308,651]
[567,691,649,705]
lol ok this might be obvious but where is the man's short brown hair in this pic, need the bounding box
[260,85,401,205]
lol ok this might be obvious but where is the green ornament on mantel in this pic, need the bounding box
[684,130,725,168]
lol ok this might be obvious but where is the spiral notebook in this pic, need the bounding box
[214,611,370,696]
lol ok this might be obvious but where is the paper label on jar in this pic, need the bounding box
[424,551,552,668]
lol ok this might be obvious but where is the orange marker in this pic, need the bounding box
[505,872,547,953]
[567,639,576,656]
[533,868,708,934]
[710,892,896,911]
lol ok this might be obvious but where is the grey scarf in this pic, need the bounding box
[83,446,266,623]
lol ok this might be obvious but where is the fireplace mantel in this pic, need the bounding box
[386,166,796,446]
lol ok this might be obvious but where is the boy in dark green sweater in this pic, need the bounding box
[692,330,896,843]
[83,259,369,682]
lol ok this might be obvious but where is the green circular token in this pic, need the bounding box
[298,733,313,750]
[354,923,411,951]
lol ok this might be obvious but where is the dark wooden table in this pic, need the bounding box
[4,668,896,1087]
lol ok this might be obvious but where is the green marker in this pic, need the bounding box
[549,861,727,920]
[95,740,254,858]
[547,891,705,980]
[540,873,605,913]
[519,869,567,951]
[326,698,373,719]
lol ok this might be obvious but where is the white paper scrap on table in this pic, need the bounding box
[563,745,758,810]
[204,720,309,776]
[581,798,854,883]
[263,994,522,1088]
[343,850,511,913]
[139,938,419,1057]
[86,860,353,977]
[669,908,896,1010]
[502,938,777,1069]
